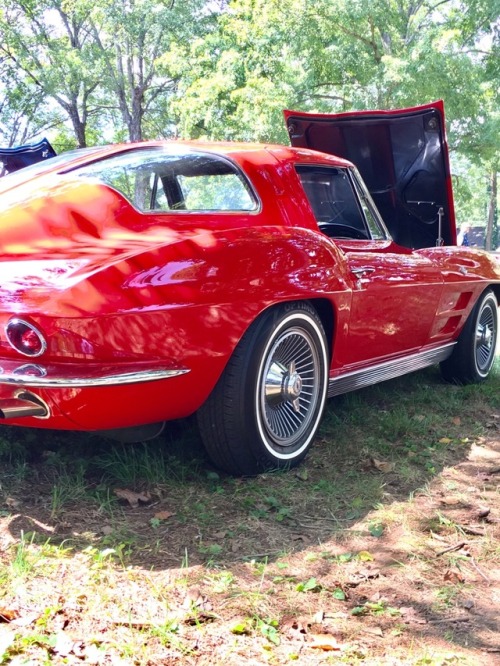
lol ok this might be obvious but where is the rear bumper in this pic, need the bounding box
[0,360,189,388]
[0,359,197,428]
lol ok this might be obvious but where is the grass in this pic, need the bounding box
[0,363,499,664]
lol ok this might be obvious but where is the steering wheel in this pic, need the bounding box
[318,221,369,240]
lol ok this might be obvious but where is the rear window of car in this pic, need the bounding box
[74,147,258,213]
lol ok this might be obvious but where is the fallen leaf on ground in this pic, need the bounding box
[399,606,427,624]
[439,437,453,444]
[113,488,151,508]
[371,458,395,473]
[440,497,461,505]
[4,497,20,510]
[357,551,374,562]
[361,625,384,637]
[308,634,343,651]
[444,570,465,584]
[0,608,19,623]
[153,510,174,521]
[452,417,461,425]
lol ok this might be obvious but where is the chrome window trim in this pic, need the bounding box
[349,167,391,240]
[73,146,262,215]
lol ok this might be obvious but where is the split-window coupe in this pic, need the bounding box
[0,101,498,474]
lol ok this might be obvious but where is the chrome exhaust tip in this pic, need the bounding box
[0,392,48,419]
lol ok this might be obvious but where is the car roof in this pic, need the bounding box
[0,140,354,197]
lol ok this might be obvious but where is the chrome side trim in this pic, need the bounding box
[0,367,190,388]
[328,343,455,397]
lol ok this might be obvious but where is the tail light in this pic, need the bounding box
[5,319,47,357]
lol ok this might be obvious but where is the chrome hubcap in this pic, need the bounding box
[475,303,496,372]
[265,360,303,412]
[260,327,321,447]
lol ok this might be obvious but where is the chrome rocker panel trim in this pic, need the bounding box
[328,343,455,397]
[0,365,190,388]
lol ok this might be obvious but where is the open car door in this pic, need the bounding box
[284,101,456,249]
[284,103,456,371]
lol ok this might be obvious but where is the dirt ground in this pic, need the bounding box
[0,378,499,664]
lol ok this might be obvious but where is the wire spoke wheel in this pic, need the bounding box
[259,327,321,448]
[253,308,328,461]
[197,302,329,475]
[440,289,498,385]
[474,298,497,375]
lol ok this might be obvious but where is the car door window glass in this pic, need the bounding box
[295,165,369,239]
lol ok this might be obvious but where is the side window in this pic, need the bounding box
[295,165,369,239]
[75,148,258,213]
[177,173,254,210]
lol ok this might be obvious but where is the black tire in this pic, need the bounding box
[440,289,498,384]
[197,302,329,475]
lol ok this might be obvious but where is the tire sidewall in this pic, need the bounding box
[245,304,329,468]
[471,292,498,379]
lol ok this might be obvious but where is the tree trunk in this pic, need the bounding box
[485,167,497,251]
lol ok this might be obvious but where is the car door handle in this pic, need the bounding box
[351,267,375,278]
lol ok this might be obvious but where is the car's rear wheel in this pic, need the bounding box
[197,302,329,475]
[440,289,498,384]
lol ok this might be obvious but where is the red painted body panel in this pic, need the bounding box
[0,138,498,435]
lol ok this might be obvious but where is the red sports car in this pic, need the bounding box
[0,101,498,475]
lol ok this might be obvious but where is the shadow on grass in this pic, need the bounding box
[1,364,500,658]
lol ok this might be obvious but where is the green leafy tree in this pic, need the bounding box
[0,58,60,147]
[168,0,310,142]
[170,0,497,242]
[0,0,101,147]
[87,0,215,142]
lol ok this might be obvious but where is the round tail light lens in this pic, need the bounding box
[5,319,47,357]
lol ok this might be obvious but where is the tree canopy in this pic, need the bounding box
[0,0,498,244]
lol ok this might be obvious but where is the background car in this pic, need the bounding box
[0,102,498,475]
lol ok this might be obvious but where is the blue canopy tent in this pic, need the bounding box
[0,138,56,174]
